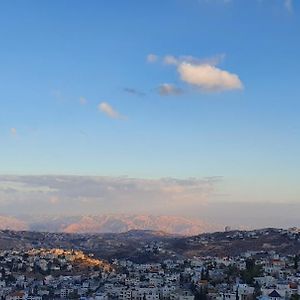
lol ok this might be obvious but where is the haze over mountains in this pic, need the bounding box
[1,176,299,230]
[0,214,222,236]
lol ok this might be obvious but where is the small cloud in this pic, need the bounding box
[284,0,293,12]
[10,128,17,136]
[163,54,225,67]
[158,83,183,96]
[163,55,179,65]
[79,97,87,105]
[98,102,127,120]
[79,130,89,138]
[178,62,243,92]
[151,54,242,93]
[123,88,145,97]
[146,54,158,63]
[52,89,65,102]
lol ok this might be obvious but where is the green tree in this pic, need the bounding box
[291,294,300,300]
[254,282,262,299]
[294,255,299,270]
[241,259,263,284]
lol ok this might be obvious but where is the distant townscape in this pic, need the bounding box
[1,0,299,299]
[0,227,299,300]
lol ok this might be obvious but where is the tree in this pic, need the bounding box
[201,269,205,280]
[0,268,5,278]
[198,286,208,300]
[68,291,80,299]
[241,259,263,284]
[291,294,300,300]
[293,255,299,270]
[205,269,210,281]
[236,289,239,300]
[246,259,255,271]
[225,265,240,284]
[201,268,210,281]
[254,282,262,299]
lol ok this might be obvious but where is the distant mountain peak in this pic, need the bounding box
[0,214,222,236]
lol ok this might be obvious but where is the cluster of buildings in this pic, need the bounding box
[0,245,299,300]
[0,249,111,300]
[187,228,300,247]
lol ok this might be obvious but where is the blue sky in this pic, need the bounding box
[0,0,300,209]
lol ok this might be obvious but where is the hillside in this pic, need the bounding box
[0,227,299,263]
[0,214,221,235]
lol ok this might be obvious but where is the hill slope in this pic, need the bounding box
[0,228,299,262]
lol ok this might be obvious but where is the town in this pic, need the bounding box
[0,228,300,300]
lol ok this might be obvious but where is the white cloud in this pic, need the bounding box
[178,62,243,92]
[146,53,158,63]
[98,102,126,120]
[284,0,293,12]
[158,83,183,96]
[79,97,87,105]
[153,54,242,93]
[10,128,17,136]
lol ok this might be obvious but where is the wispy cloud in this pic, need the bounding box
[158,83,183,96]
[199,0,293,12]
[123,87,145,97]
[0,175,221,215]
[51,89,66,103]
[10,127,17,136]
[284,0,293,12]
[146,53,158,63]
[163,54,225,67]
[163,55,178,65]
[79,97,87,105]
[98,102,127,120]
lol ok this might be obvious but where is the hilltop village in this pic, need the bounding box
[0,228,299,300]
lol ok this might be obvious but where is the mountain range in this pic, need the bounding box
[0,214,221,236]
